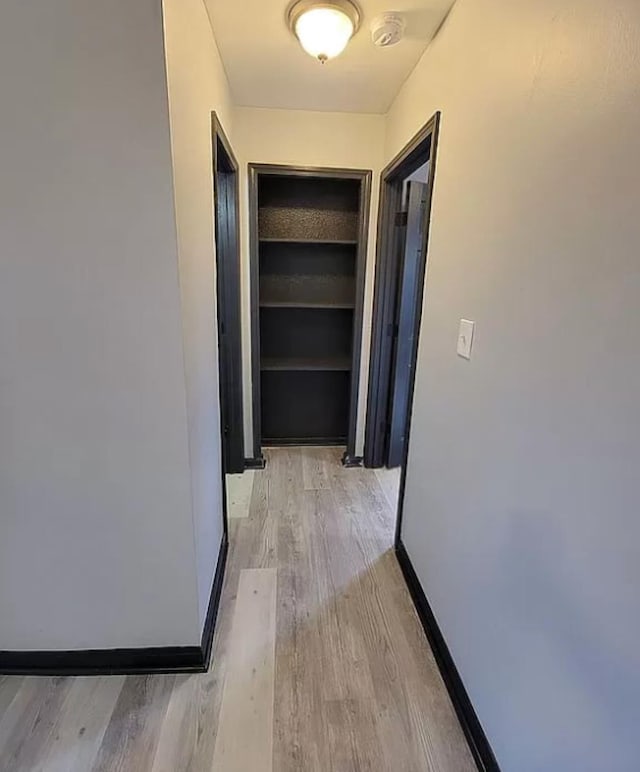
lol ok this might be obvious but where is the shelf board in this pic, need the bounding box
[260,300,355,310]
[259,237,358,246]
[261,356,352,372]
[262,437,347,447]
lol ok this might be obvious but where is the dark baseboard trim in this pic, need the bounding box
[341,452,363,468]
[0,646,204,676]
[0,534,229,677]
[199,531,228,670]
[395,541,501,772]
[244,456,266,470]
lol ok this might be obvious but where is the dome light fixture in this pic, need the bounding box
[288,0,360,64]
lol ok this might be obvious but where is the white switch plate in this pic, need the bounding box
[457,319,475,359]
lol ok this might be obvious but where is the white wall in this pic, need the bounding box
[389,1,640,769]
[162,0,232,628]
[0,0,200,648]
[233,107,385,456]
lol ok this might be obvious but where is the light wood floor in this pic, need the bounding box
[226,469,255,519]
[0,447,475,772]
[374,466,401,513]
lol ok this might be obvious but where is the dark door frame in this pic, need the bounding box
[364,112,441,521]
[211,112,245,474]
[248,163,372,465]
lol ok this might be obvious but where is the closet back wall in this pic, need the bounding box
[233,107,385,457]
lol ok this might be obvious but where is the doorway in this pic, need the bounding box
[248,164,371,467]
[212,113,244,475]
[364,113,440,530]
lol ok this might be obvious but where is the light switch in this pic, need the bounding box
[457,319,475,359]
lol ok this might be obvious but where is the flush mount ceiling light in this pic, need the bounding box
[288,0,361,64]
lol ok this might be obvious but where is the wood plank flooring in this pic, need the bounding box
[226,469,255,519]
[374,466,401,513]
[211,568,277,771]
[0,447,475,772]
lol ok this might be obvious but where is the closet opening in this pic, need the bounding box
[248,165,371,467]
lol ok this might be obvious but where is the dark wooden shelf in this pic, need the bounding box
[255,172,364,446]
[263,436,347,447]
[260,300,355,310]
[261,356,352,372]
[259,237,358,246]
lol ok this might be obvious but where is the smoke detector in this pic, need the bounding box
[370,12,405,47]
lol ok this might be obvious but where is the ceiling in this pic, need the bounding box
[204,0,455,114]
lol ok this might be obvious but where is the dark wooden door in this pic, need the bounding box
[387,181,429,468]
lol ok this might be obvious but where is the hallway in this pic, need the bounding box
[0,448,474,771]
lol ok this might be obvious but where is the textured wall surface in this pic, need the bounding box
[0,0,200,649]
[163,0,232,629]
[390,1,640,769]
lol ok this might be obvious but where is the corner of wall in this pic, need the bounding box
[161,0,234,632]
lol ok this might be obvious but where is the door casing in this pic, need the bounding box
[364,112,441,543]
[212,113,245,474]
[247,163,372,466]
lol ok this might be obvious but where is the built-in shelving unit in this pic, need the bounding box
[251,168,371,450]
